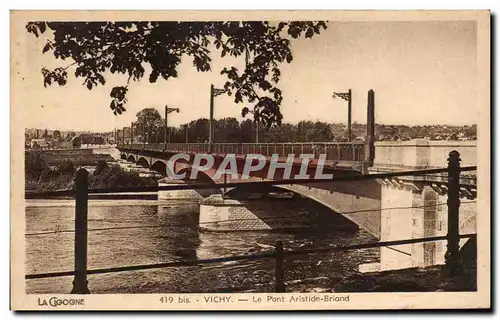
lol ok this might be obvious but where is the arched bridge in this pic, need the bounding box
[117,140,477,272]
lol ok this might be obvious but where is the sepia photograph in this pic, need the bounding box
[10,10,490,310]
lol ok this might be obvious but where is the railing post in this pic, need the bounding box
[71,168,90,294]
[208,84,214,154]
[364,89,375,173]
[274,240,285,293]
[445,150,461,275]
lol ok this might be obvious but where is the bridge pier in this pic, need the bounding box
[158,178,203,201]
[369,139,477,272]
[376,183,447,270]
[199,194,341,232]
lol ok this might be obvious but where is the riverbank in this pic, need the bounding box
[332,263,476,292]
[25,151,158,193]
[24,198,178,207]
[294,237,477,293]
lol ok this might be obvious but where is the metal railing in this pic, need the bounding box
[118,142,367,162]
[24,151,476,294]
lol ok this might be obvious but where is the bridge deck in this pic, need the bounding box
[119,142,367,166]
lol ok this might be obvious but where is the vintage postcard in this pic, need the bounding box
[10,10,490,310]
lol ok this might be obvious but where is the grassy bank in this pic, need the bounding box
[26,151,157,192]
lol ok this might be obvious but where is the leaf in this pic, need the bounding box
[305,28,314,38]
[97,74,106,85]
[149,70,159,83]
[25,20,328,125]
[241,107,249,117]
[235,91,243,103]
[42,42,52,53]
[39,22,46,34]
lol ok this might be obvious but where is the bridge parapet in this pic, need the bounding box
[368,139,477,271]
[371,139,476,187]
[120,142,367,163]
[372,139,476,170]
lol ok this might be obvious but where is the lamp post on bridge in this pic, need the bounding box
[333,89,352,141]
[209,84,226,153]
[122,127,126,145]
[141,122,145,148]
[183,124,189,143]
[130,121,134,144]
[164,105,180,149]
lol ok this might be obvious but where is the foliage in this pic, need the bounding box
[161,117,337,143]
[25,155,157,191]
[72,136,82,148]
[25,150,48,181]
[65,132,76,141]
[25,153,76,191]
[134,108,164,143]
[53,130,61,140]
[94,160,108,175]
[295,121,334,142]
[89,164,157,189]
[26,21,327,127]
[58,160,76,175]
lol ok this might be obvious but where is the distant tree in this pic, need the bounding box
[95,136,105,145]
[94,160,108,175]
[72,136,81,148]
[296,121,332,142]
[188,118,210,142]
[135,108,163,143]
[26,21,327,128]
[25,151,48,180]
[53,130,61,140]
[239,119,255,142]
[263,123,296,142]
[58,160,75,175]
[43,129,48,138]
[180,124,189,143]
[215,117,240,142]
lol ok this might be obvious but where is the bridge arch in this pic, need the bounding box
[120,153,128,160]
[176,167,221,197]
[126,154,136,163]
[151,160,167,177]
[225,182,381,237]
[275,185,345,216]
[223,185,298,200]
[274,184,380,237]
[136,157,150,168]
[177,167,217,183]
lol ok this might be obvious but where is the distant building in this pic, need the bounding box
[30,139,49,149]
[79,134,105,145]
[50,140,73,149]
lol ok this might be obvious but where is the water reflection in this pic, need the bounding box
[25,199,379,294]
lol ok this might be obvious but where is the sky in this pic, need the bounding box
[22,21,478,132]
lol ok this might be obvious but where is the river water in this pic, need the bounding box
[25,197,379,294]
